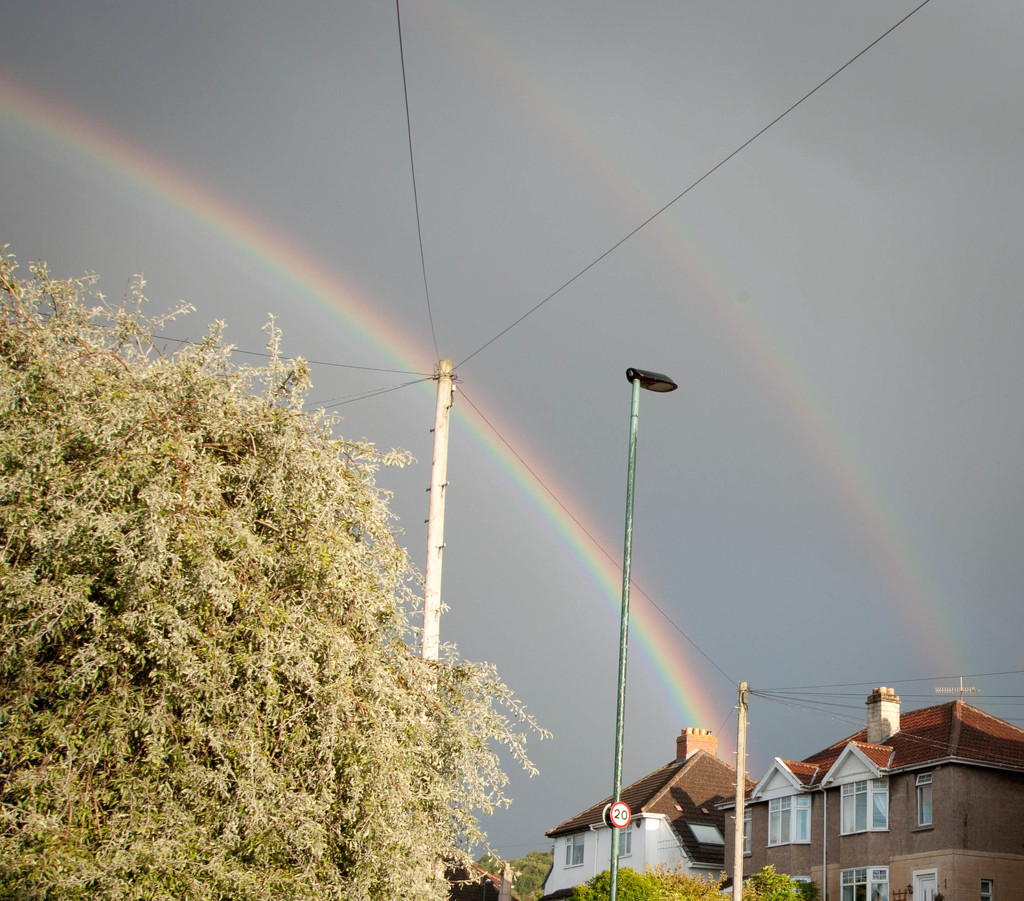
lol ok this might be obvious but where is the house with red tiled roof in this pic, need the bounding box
[541,728,751,899]
[725,687,1024,901]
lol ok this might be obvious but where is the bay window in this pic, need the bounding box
[840,779,888,833]
[768,794,810,845]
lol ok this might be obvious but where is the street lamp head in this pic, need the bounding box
[626,367,678,392]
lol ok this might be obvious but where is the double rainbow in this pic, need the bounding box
[1,60,958,734]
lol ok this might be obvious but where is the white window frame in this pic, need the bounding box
[981,878,993,901]
[618,827,631,858]
[768,796,789,846]
[840,779,888,834]
[565,833,584,867]
[841,866,889,901]
[768,794,810,845]
[916,772,933,826]
[794,794,810,842]
[743,808,752,855]
[688,823,724,845]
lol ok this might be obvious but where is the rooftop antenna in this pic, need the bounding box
[935,676,978,701]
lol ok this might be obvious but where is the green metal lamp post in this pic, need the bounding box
[610,367,678,901]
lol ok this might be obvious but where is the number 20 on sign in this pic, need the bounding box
[609,801,631,828]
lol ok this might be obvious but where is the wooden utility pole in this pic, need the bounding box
[421,359,453,661]
[733,681,748,901]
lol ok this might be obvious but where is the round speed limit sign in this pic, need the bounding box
[609,801,632,829]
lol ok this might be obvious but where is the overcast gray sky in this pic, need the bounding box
[4,0,1024,861]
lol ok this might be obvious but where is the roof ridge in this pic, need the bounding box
[851,738,893,749]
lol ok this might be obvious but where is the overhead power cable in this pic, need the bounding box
[457,385,735,688]
[454,0,935,371]
[153,332,434,409]
[756,670,1024,692]
[396,0,441,360]
[154,332,432,376]
[317,377,434,409]
[749,691,864,730]
[237,350,431,376]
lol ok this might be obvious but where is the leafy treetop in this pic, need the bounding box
[0,248,545,901]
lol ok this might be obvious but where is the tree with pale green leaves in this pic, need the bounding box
[569,865,815,901]
[0,248,545,900]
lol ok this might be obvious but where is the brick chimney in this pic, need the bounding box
[865,687,900,744]
[676,728,717,760]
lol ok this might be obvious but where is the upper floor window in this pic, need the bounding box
[980,878,993,901]
[768,794,810,845]
[618,827,631,857]
[840,779,888,834]
[743,808,752,855]
[916,772,933,826]
[841,867,888,901]
[565,833,584,867]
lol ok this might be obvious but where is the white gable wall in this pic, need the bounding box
[755,767,804,802]
[544,815,705,895]
[821,745,883,787]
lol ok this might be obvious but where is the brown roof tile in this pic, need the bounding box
[781,760,823,786]
[850,742,895,769]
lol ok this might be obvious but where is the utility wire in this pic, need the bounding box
[753,691,1024,703]
[237,352,431,376]
[454,0,935,371]
[154,332,432,376]
[396,0,441,361]
[237,349,430,376]
[317,376,434,409]
[749,691,864,730]
[457,385,735,687]
[152,331,434,407]
[757,670,1024,692]
[755,694,869,712]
